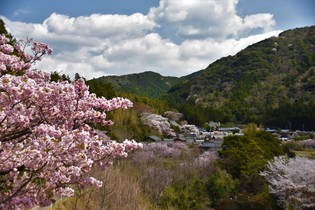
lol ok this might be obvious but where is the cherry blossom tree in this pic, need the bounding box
[260,156,315,210]
[0,33,142,209]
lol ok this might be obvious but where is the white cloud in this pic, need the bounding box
[148,0,276,39]
[44,13,156,38]
[1,0,281,79]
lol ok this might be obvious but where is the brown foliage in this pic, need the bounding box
[52,167,149,210]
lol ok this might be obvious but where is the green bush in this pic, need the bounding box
[160,177,211,210]
[206,168,234,206]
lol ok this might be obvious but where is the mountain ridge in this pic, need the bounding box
[89,67,207,98]
[90,71,181,98]
[167,26,315,130]
[89,26,315,129]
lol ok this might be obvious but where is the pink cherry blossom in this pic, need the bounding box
[0,33,142,209]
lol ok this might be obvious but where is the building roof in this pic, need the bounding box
[218,127,240,131]
[199,141,222,148]
[144,135,162,142]
[174,137,187,142]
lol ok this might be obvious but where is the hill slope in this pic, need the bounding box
[90,71,180,98]
[168,26,315,130]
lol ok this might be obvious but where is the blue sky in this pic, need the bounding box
[0,0,314,79]
[0,0,159,22]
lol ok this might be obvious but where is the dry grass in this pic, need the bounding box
[51,166,150,210]
[295,149,315,159]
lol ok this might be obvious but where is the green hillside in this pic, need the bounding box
[168,26,315,130]
[89,71,180,98]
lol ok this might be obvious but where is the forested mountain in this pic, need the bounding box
[90,71,180,98]
[167,26,315,130]
[89,26,315,130]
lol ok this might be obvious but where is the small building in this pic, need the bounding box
[187,132,197,138]
[279,136,289,141]
[218,127,240,132]
[282,129,290,133]
[143,135,162,142]
[199,141,223,150]
[210,131,232,139]
[173,136,187,142]
[208,121,220,129]
[266,128,277,133]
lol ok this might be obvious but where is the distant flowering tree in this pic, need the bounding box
[0,33,142,209]
[192,151,217,168]
[260,156,315,210]
[131,142,189,164]
[299,139,315,148]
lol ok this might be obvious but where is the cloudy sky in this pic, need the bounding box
[1,0,314,79]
